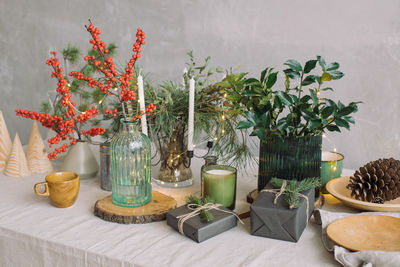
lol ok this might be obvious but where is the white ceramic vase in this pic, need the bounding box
[62,141,99,179]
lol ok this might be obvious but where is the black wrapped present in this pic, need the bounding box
[166,204,238,243]
[250,182,315,242]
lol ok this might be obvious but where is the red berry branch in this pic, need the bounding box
[16,52,106,160]
[15,20,156,159]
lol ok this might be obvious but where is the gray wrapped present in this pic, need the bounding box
[250,182,315,242]
[166,203,239,243]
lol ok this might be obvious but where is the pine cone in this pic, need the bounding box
[347,158,400,203]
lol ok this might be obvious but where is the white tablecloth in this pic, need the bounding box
[0,150,355,267]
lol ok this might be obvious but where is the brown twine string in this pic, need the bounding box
[176,203,244,235]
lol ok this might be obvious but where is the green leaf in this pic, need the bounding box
[300,95,312,103]
[273,95,283,109]
[308,119,322,130]
[302,75,316,86]
[260,68,269,83]
[301,109,317,120]
[309,89,319,105]
[321,106,335,119]
[245,111,257,125]
[321,87,333,91]
[327,62,340,71]
[260,95,272,106]
[321,72,332,81]
[327,125,341,132]
[243,90,260,96]
[266,71,278,89]
[304,60,317,73]
[237,120,254,129]
[335,117,350,129]
[276,118,287,132]
[275,91,293,106]
[284,69,300,79]
[328,70,344,80]
[250,128,266,140]
[317,56,326,71]
[284,59,302,72]
[344,116,355,124]
[337,105,357,117]
[244,78,262,87]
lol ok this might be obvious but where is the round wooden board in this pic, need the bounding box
[94,191,177,224]
[327,215,400,251]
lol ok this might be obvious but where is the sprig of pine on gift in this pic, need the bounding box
[16,20,156,160]
[185,195,215,222]
[271,177,321,209]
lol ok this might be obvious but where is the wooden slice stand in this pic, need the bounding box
[94,191,177,224]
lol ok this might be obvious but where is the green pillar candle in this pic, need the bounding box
[201,165,237,210]
[321,151,344,193]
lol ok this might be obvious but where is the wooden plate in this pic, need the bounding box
[327,215,400,251]
[326,176,400,211]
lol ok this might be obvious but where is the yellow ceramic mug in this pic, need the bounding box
[34,172,80,208]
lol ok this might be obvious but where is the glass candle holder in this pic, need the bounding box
[321,151,344,193]
[201,165,237,210]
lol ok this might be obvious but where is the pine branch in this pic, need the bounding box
[271,177,321,209]
[185,195,214,222]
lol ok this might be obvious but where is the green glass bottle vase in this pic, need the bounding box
[111,120,152,207]
[258,135,322,191]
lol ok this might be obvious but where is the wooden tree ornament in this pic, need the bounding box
[4,133,31,177]
[0,111,12,171]
[26,121,53,173]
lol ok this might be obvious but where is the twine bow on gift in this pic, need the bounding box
[260,180,310,226]
[176,203,244,235]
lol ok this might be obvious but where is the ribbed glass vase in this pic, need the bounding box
[111,120,152,207]
[258,135,322,191]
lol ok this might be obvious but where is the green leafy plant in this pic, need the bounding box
[271,177,321,209]
[216,56,361,140]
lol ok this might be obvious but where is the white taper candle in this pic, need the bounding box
[187,77,195,151]
[138,74,148,135]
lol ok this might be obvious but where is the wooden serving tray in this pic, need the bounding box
[327,215,400,251]
[94,191,177,224]
[326,176,400,212]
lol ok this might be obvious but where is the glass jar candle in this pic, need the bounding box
[201,165,237,210]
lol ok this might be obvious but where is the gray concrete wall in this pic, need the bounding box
[1,0,399,169]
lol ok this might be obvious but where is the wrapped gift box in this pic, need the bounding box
[166,204,237,243]
[250,183,315,242]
